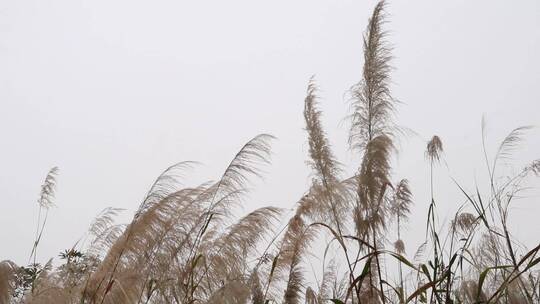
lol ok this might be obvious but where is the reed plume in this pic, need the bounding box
[347,2,397,302]
[30,167,59,266]
[280,214,316,304]
[348,0,394,153]
[389,179,412,296]
[0,260,16,304]
[425,135,444,303]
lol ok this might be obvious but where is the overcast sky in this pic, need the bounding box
[1,0,539,266]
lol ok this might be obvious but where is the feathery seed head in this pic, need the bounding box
[426,135,443,163]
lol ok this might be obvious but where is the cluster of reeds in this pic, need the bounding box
[1,1,539,303]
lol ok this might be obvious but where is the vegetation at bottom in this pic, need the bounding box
[1,1,539,303]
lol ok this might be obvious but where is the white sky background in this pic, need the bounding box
[1,0,539,267]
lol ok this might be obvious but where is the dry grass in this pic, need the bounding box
[2,1,540,303]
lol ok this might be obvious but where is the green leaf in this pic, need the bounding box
[346,258,372,299]
[420,264,431,281]
[200,213,214,236]
[405,273,447,303]
[477,265,512,301]
[268,254,279,281]
[389,252,417,271]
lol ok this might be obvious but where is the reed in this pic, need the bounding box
[1,1,539,303]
